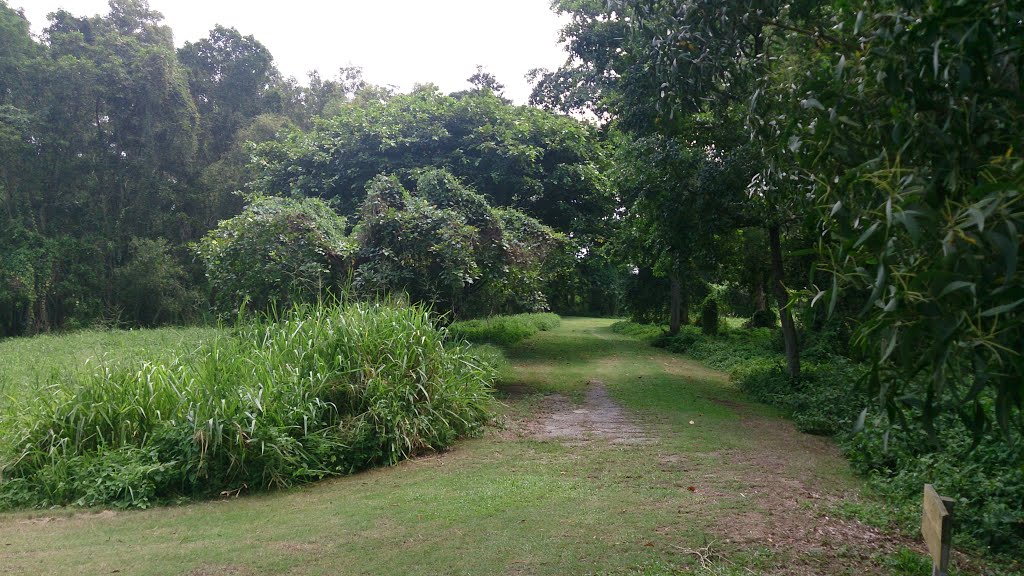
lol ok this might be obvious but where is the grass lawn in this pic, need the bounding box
[0,327,220,401]
[0,318,942,575]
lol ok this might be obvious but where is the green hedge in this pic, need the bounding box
[449,313,560,345]
[610,320,665,340]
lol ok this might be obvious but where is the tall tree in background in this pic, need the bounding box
[601,0,1024,429]
[44,0,200,239]
[253,86,612,236]
[616,0,836,378]
[300,66,380,122]
[533,0,784,347]
[614,133,738,332]
[250,86,616,315]
[0,3,46,335]
[464,65,507,100]
[178,25,280,164]
[0,0,202,333]
[177,26,301,232]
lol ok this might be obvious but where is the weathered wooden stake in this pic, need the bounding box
[922,484,954,576]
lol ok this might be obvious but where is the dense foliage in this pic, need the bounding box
[610,0,1022,431]
[252,86,620,316]
[0,301,495,509]
[0,1,202,333]
[0,0,615,336]
[787,0,1024,438]
[196,196,354,313]
[251,86,613,235]
[538,0,1023,555]
[354,171,562,316]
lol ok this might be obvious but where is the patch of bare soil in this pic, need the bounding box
[513,380,654,445]
[493,382,534,398]
[186,565,254,576]
[498,339,922,574]
[16,509,117,527]
[660,409,921,575]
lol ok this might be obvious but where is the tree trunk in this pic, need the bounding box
[768,224,800,379]
[753,271,767,312]
[681,290,690,330]
[33,295,48,335]
[669,274,682,335]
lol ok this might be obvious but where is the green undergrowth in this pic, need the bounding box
[463,343,512,383]
[449,312,560,345]
[0,302,496,510]
[612,320,1024,562]
[608,320,666,340]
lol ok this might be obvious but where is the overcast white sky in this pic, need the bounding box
[17,0,570,104]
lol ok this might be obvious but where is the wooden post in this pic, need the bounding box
[922,484,954,576]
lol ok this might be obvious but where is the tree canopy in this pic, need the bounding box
[0,0,613,332]
[252,86,613,237]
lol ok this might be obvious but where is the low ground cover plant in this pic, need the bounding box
[448,313,561,345]
[0,301,496,510]
[613,319,1024,557]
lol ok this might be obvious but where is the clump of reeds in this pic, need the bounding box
[0,301,495,509]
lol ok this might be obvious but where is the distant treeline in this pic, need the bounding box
[0,1,623,336]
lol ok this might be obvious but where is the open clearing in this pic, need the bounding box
[0,318,914,575]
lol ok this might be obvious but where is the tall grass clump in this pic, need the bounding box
[448,313,560,345]
[0,301,495,510]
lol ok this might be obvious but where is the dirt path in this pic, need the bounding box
[499,319,929,575]
[518,380,654,445]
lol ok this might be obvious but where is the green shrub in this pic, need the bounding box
[521,313,561,331]
[737,355,1024,554]
[845,410,1024,554]
[610,320,665,340]
[196,196,355,314]
[734,357,865,436]
[113,237,203,327]
[700,297,719,335]
[354,175,480,313]
[656,325,701,353]
[464,343,511,381]
[354,172,563,317]
[685,328,779,373]
[449,313,561,345]
[0,301,495,509]
[449,317,533,345]
[746,309,777,328]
